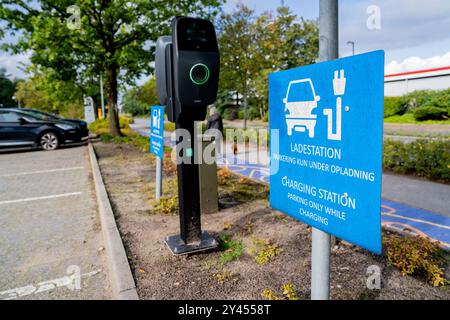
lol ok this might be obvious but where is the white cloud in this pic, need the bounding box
[385,51,450,74]
[0,52,30,79]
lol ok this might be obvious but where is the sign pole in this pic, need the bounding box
[311,0,339,301]
[156,156,163,201]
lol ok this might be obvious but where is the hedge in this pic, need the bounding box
[383,139,450,182]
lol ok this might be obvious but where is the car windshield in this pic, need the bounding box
[287,81,315,102]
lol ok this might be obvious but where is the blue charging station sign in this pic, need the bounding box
[269,51,385,254]
[150,105,165,159]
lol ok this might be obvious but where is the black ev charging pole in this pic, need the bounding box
[155,17,220,254]
[176,117,202,244]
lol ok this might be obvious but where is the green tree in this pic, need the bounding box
[122,77,158,116]
[217,4,318,125]
[0,68,18,107]
[1,0,223,135]
[15,67,84,118]
[218,4,257,129]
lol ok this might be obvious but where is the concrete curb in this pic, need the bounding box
[88,143,139,300]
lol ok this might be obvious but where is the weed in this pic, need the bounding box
[153,195,178,215]
[281,283,300,300]
[249,238,283,265]
[384,233,447,287]
[261,289,281,300]
[261,283,301,300]
[218,234,244,266]
[214,270,239,284]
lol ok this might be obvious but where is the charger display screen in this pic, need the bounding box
[177,18,218,52]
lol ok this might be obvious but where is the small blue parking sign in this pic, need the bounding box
[269,51,385,254]
[150,105,165,159]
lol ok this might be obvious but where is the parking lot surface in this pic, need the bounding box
[0,146,111,300]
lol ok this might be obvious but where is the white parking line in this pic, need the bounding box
[0,167,84,178]
[0,192,83,205]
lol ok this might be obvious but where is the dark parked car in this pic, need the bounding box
[0,108,89,151]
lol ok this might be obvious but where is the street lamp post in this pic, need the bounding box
[12,95,21,108]
[347,41,355,56]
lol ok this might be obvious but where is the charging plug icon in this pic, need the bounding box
[333,70,346,96]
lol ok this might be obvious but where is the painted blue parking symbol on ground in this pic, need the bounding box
[269,51,385,254]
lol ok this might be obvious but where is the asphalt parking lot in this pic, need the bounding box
[0,145,111,300]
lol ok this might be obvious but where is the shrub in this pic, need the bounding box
[222,108,238,121]
[88,115,134,134]
[383,139,450,182]
[384,233,447,287]
[413,106,448,121]
[401,90,437,113]
[164,122,176,132]
[384,96,406,118]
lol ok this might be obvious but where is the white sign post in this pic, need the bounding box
[84,96,96,124]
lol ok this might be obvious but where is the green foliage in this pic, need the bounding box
[384,233,447,287]
[383,89,450,123]
[413,106,448,121]
[0,68,19,107]
[218,234,244,265]
[15,69,84,118]
[89,116,134,134]
[1,0,223,135]
[122,78,158,116]
[402,89,450,114]
[383,139,450,182]
[384,96,406,118]
[217,4,318,122]
[164,122,176,132]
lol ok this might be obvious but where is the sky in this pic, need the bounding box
[1,0,450,80]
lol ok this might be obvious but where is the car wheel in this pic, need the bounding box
[40,132,59,151]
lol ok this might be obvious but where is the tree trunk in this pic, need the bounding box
[106,64,122,136]
[243,93,248,130]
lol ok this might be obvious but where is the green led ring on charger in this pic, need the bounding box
[189,63,210,85]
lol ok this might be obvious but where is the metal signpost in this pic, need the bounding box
[150,105,165,201]
[269,0,384,301]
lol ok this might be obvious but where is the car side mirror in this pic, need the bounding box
[315,96,321,102]
[18,117,28,125]
[283,98,287,104]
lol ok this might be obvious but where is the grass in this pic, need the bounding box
[384,114,450,125]
[218,233,244,266]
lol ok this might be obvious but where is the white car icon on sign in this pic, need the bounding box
[283,79,320,138]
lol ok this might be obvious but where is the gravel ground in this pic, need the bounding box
[94,141,449,300]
